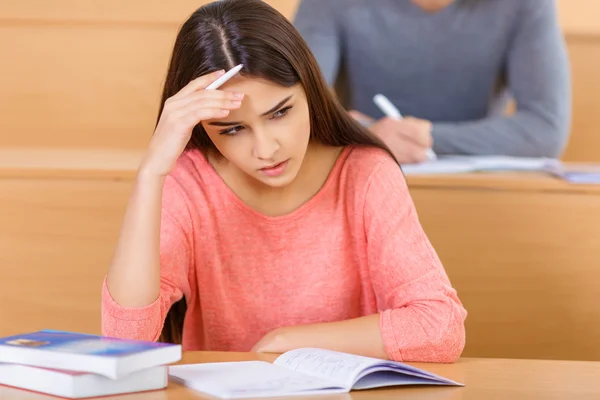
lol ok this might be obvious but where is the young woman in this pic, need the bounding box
[102,0,467,363]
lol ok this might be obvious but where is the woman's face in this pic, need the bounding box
[202,76,311,188]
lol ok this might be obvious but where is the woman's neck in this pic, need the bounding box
[410,0,455,12]
[209,143,343,218]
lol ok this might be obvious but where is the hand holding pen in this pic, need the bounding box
[356,94,436,164]
[373,94,437,161]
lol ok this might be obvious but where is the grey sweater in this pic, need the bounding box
[293,0,571,157]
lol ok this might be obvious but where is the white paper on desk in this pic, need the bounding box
[169,348,460,399]
[559,164,600,184]
[401,155,564,176]
[169,361,346,399]
[400,159,475,175]
[563,172,600,184]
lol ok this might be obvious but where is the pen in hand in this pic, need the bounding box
[373,94,437,161]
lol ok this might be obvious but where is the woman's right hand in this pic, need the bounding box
[140,70,244,178]
[369,117,433,165]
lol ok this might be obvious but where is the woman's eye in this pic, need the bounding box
[271,106,293,120]
[220,125,244,135]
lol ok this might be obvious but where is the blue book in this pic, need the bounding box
[0,330,181,379]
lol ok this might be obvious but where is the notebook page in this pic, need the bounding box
[274,348,383,389]
[169,361,345,399]
[352,370,452,390]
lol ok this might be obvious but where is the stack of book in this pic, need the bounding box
[0,329,182,398]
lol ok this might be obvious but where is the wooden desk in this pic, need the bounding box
[406,172,600,361]
[1,352,600,399]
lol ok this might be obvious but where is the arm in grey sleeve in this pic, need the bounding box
[293,0,341,86]
[432,0,572,158]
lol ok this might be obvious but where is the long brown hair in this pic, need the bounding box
[157,0,398,345]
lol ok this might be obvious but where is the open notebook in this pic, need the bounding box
[169,348,462,399]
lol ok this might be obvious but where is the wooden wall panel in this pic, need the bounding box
[0,0,298,149]
[0,177,133,337]
[0,23,175,148]
[410,185,600,361]
[0,0,296,24]
[557,0,600,37]
[0,147,142,179]
[0,0,211,24]
[561,37,600,162]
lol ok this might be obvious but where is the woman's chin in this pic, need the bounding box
[252,159,300,188]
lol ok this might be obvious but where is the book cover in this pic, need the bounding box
[0,329,175,357]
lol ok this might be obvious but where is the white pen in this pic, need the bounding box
[373,93,437,161]
[206,64,244,90]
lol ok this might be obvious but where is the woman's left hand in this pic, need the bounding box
[251,327,293,353]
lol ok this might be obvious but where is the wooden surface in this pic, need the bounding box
[0,0,298,149]
[406,171,600,194]
[558,0,600,161]
[0,176,132,337]
[407,172,600,361]
[2,351,600,399]
[0,147,142,179]
[0,0,297,24]
[557,0,600,37]
[561,36,600,162]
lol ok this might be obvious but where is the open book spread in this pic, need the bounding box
[168,348,462,399]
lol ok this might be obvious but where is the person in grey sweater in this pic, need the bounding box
[293,0,571,163]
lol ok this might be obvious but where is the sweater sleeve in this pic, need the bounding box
[293,0,342,86]
[101,174,193,342]
[431,0,571,158]
[363,155,467,363]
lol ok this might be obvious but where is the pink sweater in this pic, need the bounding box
[101,145,467,362]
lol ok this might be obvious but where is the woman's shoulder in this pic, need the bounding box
[166,149,216,187]
[343,145,400,179]
[169,148,209,176]
[162,149,214,206]
[336,145,404,198]
[342,146,412,216]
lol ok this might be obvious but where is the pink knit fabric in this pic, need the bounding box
[101,145,467,362]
